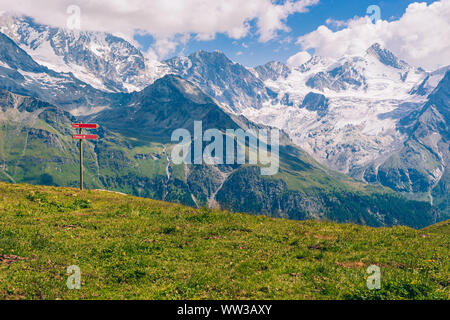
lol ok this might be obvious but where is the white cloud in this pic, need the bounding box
[287,51,311,66]
[255,0,319,42]
[0,0,319,59]
[294,0,450,71]
[325,18,349,29]
[150,37,181,59]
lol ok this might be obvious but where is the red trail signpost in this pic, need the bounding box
[72,124,99,190]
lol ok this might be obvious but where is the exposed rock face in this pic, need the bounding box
[255,61,291,81]
[0,14,166,93]
[164,51,268,112]
[367,43,410,70]
[300,92,329,117]
[24,128,61,147]
[306,60,367,92]
[364,71,450,216]
[0,89,53,112]
[0,31,114,112]
[0,32,45,73]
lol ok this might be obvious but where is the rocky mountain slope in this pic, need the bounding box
[366,72,449,215]
[0,79,442,228]
[0,31,113,113]
[164,51,268,112]
[161,43,449,215]
[0,14,168,93]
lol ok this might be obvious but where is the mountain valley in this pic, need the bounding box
[0,14,448,227]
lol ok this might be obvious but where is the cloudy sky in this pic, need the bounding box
[0,0,449,70]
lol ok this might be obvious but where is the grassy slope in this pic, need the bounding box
[0,182,448,300]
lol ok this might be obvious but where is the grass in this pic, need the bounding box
[0,182,448,300]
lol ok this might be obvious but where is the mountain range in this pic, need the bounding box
[0,13,448,227]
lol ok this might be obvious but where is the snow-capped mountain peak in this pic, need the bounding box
[254,61,291,81]
[296,55,336,73]
[366,43,410,70]
[240,44,444,185]
[163,50,268,113]
[0,14,167,93]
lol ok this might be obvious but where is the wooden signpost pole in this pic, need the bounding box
[79,128,83,190]
[73,124,99,191]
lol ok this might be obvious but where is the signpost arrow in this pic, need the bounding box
[72,124,99,190]
[73,134,99,140]
[72,124,99,129]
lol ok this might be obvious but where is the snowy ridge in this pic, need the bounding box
[241,44,446,178]
[0,14,169,93]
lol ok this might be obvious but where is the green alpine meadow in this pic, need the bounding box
[0,182,448,300]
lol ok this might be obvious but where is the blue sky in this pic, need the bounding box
[134,0,436,66]
[6,0,446,70]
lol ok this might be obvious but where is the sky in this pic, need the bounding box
[136,0,441,67]
[0,0,449,70]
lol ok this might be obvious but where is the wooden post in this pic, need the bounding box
[79,128,83,190]
[72,123,98,191]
